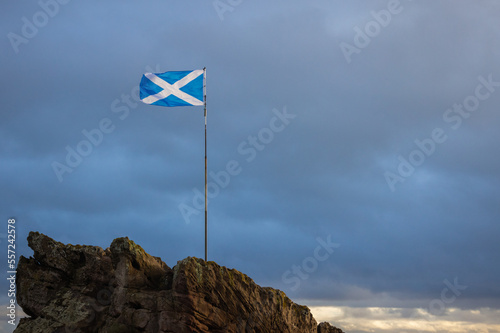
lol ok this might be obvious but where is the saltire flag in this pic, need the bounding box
[140,69,204,107]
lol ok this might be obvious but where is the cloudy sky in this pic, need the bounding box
[1,1,500,332]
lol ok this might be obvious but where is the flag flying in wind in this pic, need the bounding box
[140,69,204,107]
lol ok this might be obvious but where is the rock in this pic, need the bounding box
[15,231,345,333]
[318,322,345,333]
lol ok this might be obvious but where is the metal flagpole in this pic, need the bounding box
[203,67,207,262]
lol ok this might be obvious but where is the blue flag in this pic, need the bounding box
[140,69,204,107]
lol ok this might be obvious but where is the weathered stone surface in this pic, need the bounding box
[15,232,345,333]
[317,322,345,333]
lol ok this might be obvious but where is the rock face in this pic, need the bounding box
[15,232,344,333]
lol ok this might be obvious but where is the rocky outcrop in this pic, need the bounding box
[317,322,345,333]
[15,232,344,333]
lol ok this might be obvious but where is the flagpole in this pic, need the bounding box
[203,67,207,262]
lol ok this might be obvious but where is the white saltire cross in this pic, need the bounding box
[141,70,204,106]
